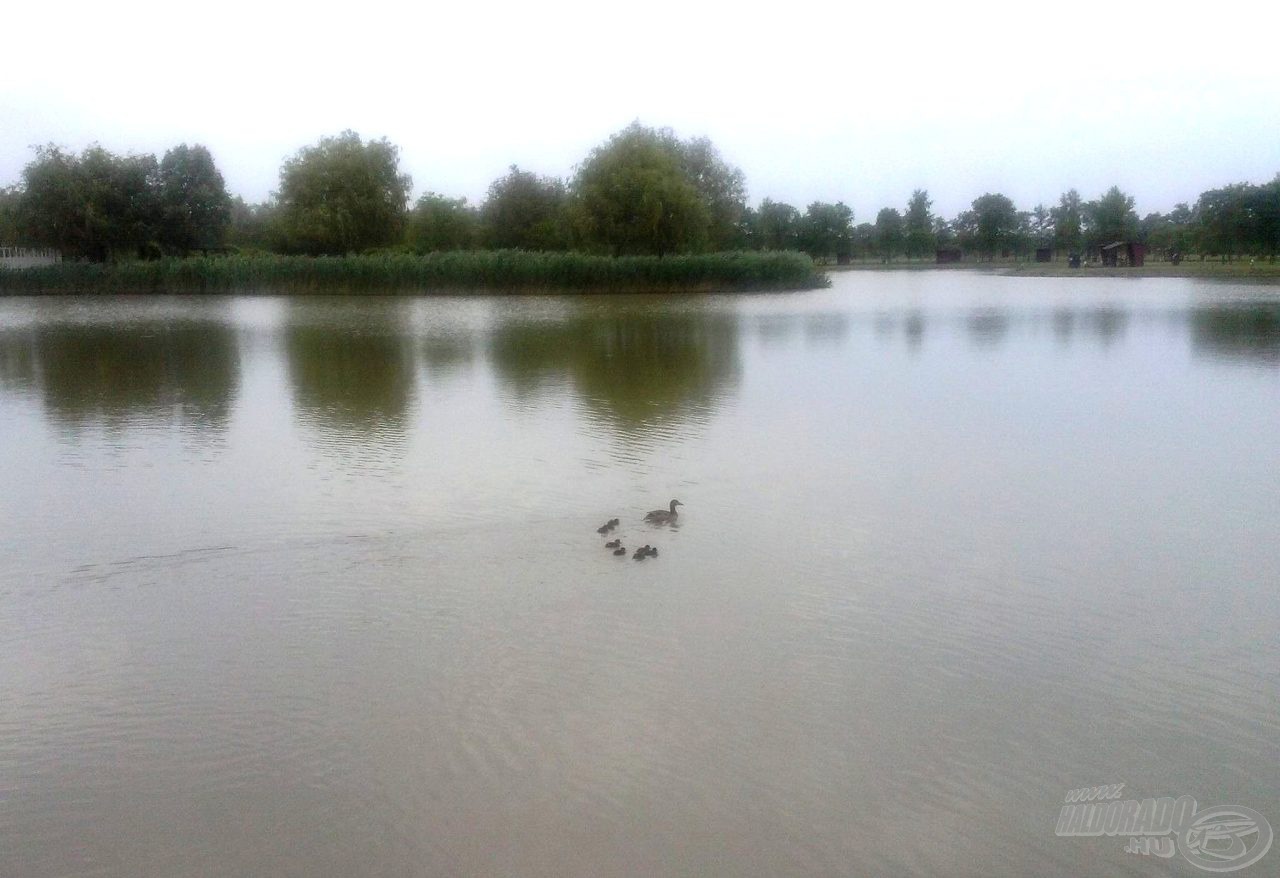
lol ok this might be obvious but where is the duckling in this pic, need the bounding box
[632,545,650,560]
[613,546,627,556]
[646,546,659,558]
[608,518,619,528]
[644,500,683,524]
[604,538,621,549]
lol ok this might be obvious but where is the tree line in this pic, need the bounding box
[1,124,1277,263]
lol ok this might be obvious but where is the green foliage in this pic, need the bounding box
[1192,180,1280,258]
[0,186,20,243]
[966,193,1020,258]
[571,122,745,257]
[1084,186,1138,249]
[480,166,567,250]
[799,201,853,261]
[16,144,162,261]
[1052,189,1084,254]
[276,130,411,255]
[672,135,747,250]
[754,199,802,250]
[904,189,935,258]
[227,197,280,252]
[157,144,232,254]
[408,192,478,252]
[875,207,904,260]
[0,250,825,294]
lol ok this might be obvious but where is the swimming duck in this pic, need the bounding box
[646,546,659,558]
[613,546,627,556]
[633,545,650,560]
[605,539,621,549]
[644,500,683,524]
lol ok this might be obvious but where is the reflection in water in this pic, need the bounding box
[489,309,740,431]
[420,332,476,380]
[966,308,1009,347]
[903,311,925,351]
[0,328,39,393]
[803,312,851,346]
[0,321,239,431]
[1191,303,1280,365]
[283,301,419,439]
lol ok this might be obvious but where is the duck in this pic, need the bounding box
[644,499,683,524]
[646,546,659,558]
[633,545,651,560]
[613,546,627,556]
[596,518,621,534]
[605,539,621,549]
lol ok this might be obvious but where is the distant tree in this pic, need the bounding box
[481,166,568,250]
[875,207,904,261]
[1051,189,1084,255]
[903,189,935,258]
[408,192,478,252]
[969,193,1020,258]
[755,198,801,250]
[1193,183,1255,259]
[157,144,231,254]
[571,122,710,256]
[851,222,877,259]
[669,135,747,250]
[226,197,280,252]
[1084,186,1138,250]
[799,201,853,261]
[0,186,20,244]
[276,130,411,255]
[932,216,954,251]
[1252,176,1280,259]
[1029,203,1054,247]
[16,143,161,261]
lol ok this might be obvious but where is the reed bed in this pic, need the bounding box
[0,250,827,294]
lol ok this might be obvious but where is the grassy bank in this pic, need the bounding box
[0,250,827,295]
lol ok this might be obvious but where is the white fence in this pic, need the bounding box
[0,247,62,269]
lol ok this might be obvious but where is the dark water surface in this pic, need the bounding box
[1,273,1277,877]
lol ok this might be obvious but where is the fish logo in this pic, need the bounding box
[1179,806,1273,873]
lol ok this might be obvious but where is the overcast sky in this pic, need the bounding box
[3,0,1277,221]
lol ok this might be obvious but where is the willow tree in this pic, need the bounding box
[572,122,747,257]
[276,131,411,255]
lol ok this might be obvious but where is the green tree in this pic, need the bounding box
[481,166,568,250]
[875,207,904,261]
[1084,186,1138,250]
[17,143,161,261]
[0,186,20,244]
[226,197,281,252]
[1029,203,1054,247]
[799,201,853,261]
[1051,189,1084,254]
[754,198,801,250]
[157,144,232,254]
[669,135,747,250]
[571,122,710,256]
[969,193,1019,258]
[1193,183,1255,258]
[851,222,877,259]
[903,189,935,258]
[276,130,411,255]
[408,192,478,252]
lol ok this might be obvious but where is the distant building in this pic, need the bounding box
[1100,241,1146,267]
[936,248,962,264]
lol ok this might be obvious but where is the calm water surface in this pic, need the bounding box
[1,272,1278,877]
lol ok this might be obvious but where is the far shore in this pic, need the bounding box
[824,258,1280,282]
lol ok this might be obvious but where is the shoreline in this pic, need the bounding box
[824,260,1280,282]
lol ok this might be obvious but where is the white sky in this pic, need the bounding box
[2,0,1277,221]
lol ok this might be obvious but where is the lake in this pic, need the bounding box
[1,271,1277,877]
